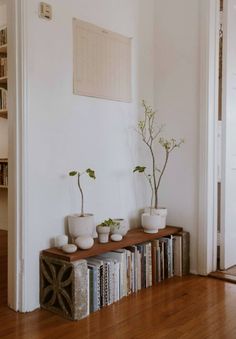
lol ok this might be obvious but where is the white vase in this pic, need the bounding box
[97,225,110,243]
[68,213,94,241]
[110,218,129,236]
[144,207,167,229]
[141,213,160,233]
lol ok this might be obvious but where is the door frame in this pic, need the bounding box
[198,0,219,275]
[7,0,29,311]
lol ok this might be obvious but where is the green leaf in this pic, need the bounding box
[99,218,118,226]
[133,166,146,173]
[86,168,96,179]
[69,171,77,176]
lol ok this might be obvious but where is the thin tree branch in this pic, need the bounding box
[77,174,84,216]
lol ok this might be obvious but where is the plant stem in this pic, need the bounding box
[77,174,84,216]
[155,149,169,208]
[149,145,157,208]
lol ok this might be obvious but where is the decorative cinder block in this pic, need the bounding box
[40,254,88,320]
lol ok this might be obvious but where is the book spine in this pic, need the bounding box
[156,246,161,283]
[114,261,119,302]
[148,243,152,287]
[181,231,190,275]
[103,263,109,306]
[97,267,101,310]
[122,252,127,297]
[89,268,93,313]
[152,242,157,285]
[126,250,131,295]
[131,252,134,293]
[100,265,104,308]
[87,268,90,316]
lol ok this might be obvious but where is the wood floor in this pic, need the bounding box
[1,275,236,338]
[0,230,7,306]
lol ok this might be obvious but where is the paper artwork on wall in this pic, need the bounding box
[73,18,132,102]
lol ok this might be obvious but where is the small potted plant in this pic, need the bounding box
[68,168,96,240]
[97,218,119,243]
[110,218,129,236]
[133,100,184,233]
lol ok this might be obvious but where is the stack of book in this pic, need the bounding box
[0,161,8,186]
[86,232,190,314]
[0,88,7,110]
[0,27,7,46]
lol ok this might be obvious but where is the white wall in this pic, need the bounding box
[25,0,155,310]
[0,2,8,230]
[154,0,200,273]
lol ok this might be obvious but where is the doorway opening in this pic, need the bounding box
[210,0,236,283]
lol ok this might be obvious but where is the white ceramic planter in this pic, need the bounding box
[144,207,167,229]
[110,218,129,236]
[97,225,110,243]
[141,213,160,233]
[68,214,94,241]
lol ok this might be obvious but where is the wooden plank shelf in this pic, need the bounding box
[0,44,7,54]
[0,76,7,84]
[0,159,8,163]
[0,185,7,189]
[42,225,182,262]
[0,109,7,119]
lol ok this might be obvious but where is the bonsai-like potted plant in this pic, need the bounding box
[133,100,184,233]
[68,168,96,240]
[97,218,118,243]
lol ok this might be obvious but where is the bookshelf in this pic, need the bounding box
[40,226,188,321]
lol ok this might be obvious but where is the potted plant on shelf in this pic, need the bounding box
[97,218,119,243]
[110,218,129,236]
[68,168,96,241]
[133,100,184,233]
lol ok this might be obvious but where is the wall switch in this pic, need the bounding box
[39,2,52,20]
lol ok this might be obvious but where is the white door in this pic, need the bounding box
[220,0,236,269]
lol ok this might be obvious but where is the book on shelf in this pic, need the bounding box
[0,161,8,186]
[87,263,101,313]
[0,26,7,46]
[83,230,190,317]
[112,249,128,297]
[0,88,7,111]
[0,57,7,77]
[173,235,182,277]
[179,231,190,275]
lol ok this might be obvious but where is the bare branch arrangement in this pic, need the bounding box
[133,100,184,209]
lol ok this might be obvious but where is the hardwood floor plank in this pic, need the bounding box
[0,276,236,338]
